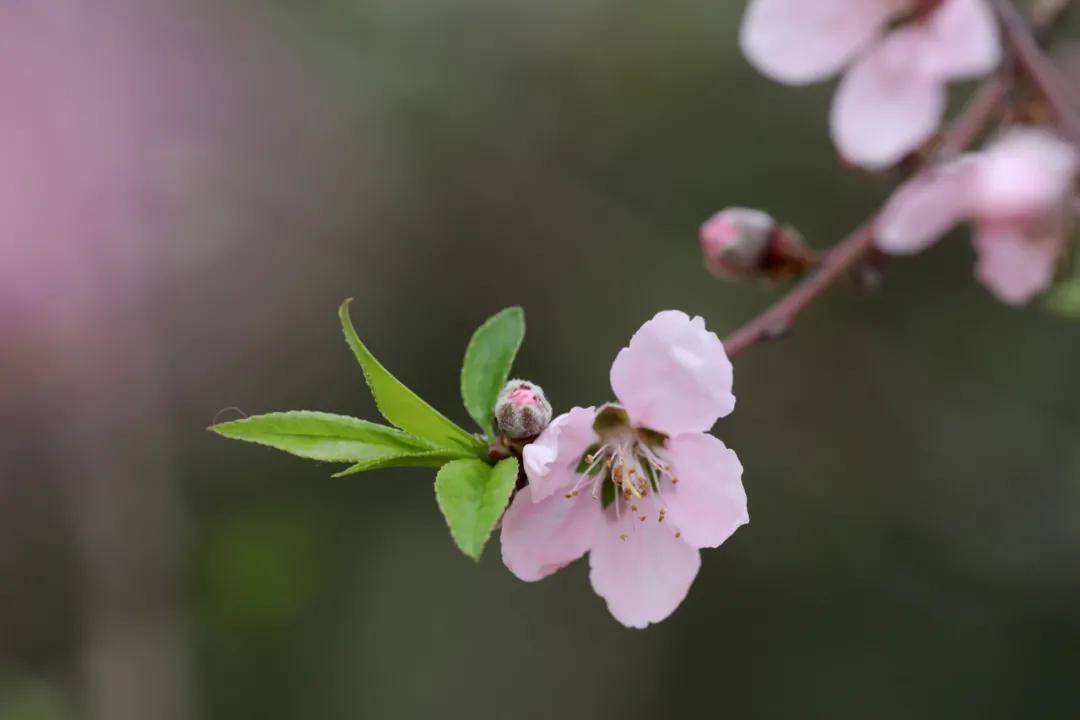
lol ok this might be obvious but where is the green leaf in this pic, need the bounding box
[460,307,525,437]
[331,452,463,478]
[339,300,484,454]
[434,457,519,561]
[1046,278,1080,318]
[210,411,468,468]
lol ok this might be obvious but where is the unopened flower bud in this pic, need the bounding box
[700,207,817,281]
[495,380,552,440]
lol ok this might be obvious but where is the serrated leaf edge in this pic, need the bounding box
[339,299,484,454]
[434,457,519,561]
[211,410,441,448]
[208,410,472,470]
[331,450,467,477]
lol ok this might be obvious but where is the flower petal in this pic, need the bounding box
[877,156,980,254]
[830,29,946,170]
[662,433,748,550]
[588,510,701,629]
[973,128,1079,221]
[740,0,902,85]
[973,220,1065,306]
[522,406,598,503]
[610,311,734,436]
[500,490,600,582]
[918,0,1000,79]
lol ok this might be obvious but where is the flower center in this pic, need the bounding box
[563,409,681,540]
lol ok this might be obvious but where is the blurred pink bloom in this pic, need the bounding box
[740,0,1000,169]
[0,3,308,335]
[501,311,747,628]
[877,127,1078,305]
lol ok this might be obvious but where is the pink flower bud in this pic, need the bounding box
[495,380,552,440]
[700,207,816,281]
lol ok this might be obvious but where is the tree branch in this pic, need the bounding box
[722,1,1075,359]
[992,0,1080,143]
[722,79,1007,358]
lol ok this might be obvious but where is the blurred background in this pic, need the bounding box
[2,1,1079,718]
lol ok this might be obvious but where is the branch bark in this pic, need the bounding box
[993,0,1080,143]
[722,79,1007,358]
[722,1,1074,359]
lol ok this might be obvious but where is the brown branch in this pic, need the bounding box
[992,0,1080,143]
[938,76,1009,158]
[722,79,1008,358]
[723,1,1075,359]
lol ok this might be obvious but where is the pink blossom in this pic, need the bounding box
[740,0,1000,170]
[501,311,748,628]
[877,127,1078,305]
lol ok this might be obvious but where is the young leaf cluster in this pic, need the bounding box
[210,300,528,560]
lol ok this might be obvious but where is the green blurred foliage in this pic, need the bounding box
[199,507,324,633]
[1047,234,1080,317]
[0,680,71,720]
[1047,276,1080,316]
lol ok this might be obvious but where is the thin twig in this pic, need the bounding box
[722,1,1074,358]
[992,0,1080,143]
[938,77,1009,159]
[722,80,1007,358]
[1032,0,1073,28]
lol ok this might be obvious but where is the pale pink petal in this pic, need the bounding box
[972,220,1064,305]
[831,29,946,170]
[500,490,601,582]
[877,156,980,254]
[610,310,735,436]
[522,406,598,503]
[587,510,701,629]
[661,433,748,550]
[917,0,1000,79]
[973,128,1079,221]
[740,0,903,85]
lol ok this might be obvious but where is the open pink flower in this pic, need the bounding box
[500,311,748,628]
[877,127,1078,305]
[740,0,1000,169]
